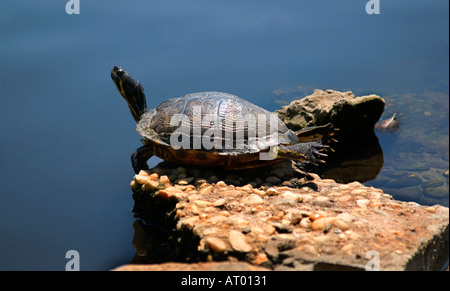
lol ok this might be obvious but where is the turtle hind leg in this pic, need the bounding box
[131,145,154,174]
[277,141,328,166]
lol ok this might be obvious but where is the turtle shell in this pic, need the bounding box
[136,92,298,155]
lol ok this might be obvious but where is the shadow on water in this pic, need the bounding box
[302,130,384,184]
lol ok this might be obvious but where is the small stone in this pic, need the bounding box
[338,195,353,202]
[188,204,200,214]
[316,196,330,202]
[205,237,228,253]
[130,180,139,191]
[266,187,279,196]
[158,186,183,200]
[423,187,448,199]
[216,181,227,188]
[195,179,207,186]
[207,175,219,184]
[281,191,301,202]
[138,170,150,176]
[265,176,282,185]
[134,174,149,184]
[309,213,324,222]
[213,198,226,207]
[141,179,159,192]
[242,194,264,205]
[356,199,370,209]
[159,175,170,185]
[425,207,437,213]
[200,185,213,195]
[336,213,353,224]
[272,222,293,233]
[421,180,444,188]
[333,219,350,231]
[311,217,337,231]
[299,217,312,229]
[148,173,159,180]
[229,230,253,253]
[253,252,269,265]
[193,200,213,207]
[350,189,367,195]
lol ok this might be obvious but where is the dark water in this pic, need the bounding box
[0,0,448,270]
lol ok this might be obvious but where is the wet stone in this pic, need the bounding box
[423,187,448,199]
[385,175,422,188]
[421,180,444,188]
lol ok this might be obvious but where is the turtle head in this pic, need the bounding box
[111,66,147,122]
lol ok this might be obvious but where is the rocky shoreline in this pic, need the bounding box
[114,161,449,271]
[113,89,449,271]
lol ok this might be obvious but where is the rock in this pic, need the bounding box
[126,161,450,271]
[421,180,444,188]
[242,194,264,205]
[265,176,282,185]
[265,187,279,196]
[205,237,228,253]
[277,89,385,134]
[423,186,448,199]
[375,113,399,133]
[229,230,253,253]
[311,217,337,231]
[385,175,422,188]
[159,175,170,185]
[216,181,227,188]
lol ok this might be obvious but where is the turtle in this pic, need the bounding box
[111,66,336,174]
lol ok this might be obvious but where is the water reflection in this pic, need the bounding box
[315,131,384,184]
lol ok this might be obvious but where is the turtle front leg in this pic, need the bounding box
[131,145,154,174]
[277,141,328,166]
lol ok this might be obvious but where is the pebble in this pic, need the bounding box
[158,186,183,200]
[216,181,227,188]
[299,218,312,229]
[425,207,437,213]
[130,180,139,191]
[333,219,350,231]
[281,191,301,202]
[207,175,219,184]
[356,199,370,209]
[423,187,448,199]
[421,180,444,188]
[200,185,213,195]
[385,175,422,188]
[350,189,367,195]
[265,187,279,196]
[311,217,337,231]
[265,176,282,185]
[205,237,228,253]
[213,198,226,207]
[134,174,149,184]
[229,230,253,252]
[159,175,170,185]
[142,179,159,192]
[242,194,264,205]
